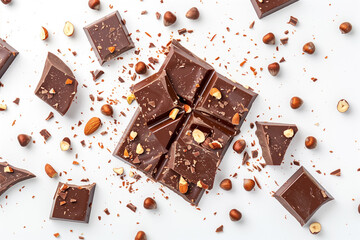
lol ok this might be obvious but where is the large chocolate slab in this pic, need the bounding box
[0,38,18,79]
[35,52,78,116]
[196,72,258,133]
[0,162,35,197]
[113,108,167,177]
[131,70,180,124]
[255,121,298,165]
[274,166,333,226]
[84,11,134,65]
[160,40,214,104]
[50,182,96,223]
[250,0,299,19]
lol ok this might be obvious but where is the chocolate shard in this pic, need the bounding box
[255,121,298,165]
[35,52,78,116]
[0,162,36,197]
[274,166,333,226]
[84,11,134,65]
[0,38,18,79]
[50,182,96,223]
[250,0,299,19]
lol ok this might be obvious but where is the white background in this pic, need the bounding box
[0,0,359,239]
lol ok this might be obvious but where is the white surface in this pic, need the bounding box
[0,0,359,239]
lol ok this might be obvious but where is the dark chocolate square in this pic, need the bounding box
[50,182,96,223]
[0,38,18,79]
[274,166,333,226]
[250,0,299,19]
[84,11,134,65]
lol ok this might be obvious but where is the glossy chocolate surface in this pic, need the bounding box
[250,0,299,19]
[274,166,333,226]
[0,38,18,79]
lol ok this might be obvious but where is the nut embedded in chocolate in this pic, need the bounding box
[143,197,157,210]
[88,0,100,10]
[243,179,255,191]
[233,139,246,154]
[179,176,189,194]
[220,178,232,191]
[309,222,321,234]
[290,96,303,109]
[135,231,147,240]
[229,209,242,221]
[303,42,316,54]
[186,7,200,20]
[17,134,31,147]
[339,22,352,34]
[305,136,317,149]
[135,61,147,74]
[192,129,205,144]
[163,11,177,26]
[268,62,280,76]
[101,104,113,116]
[337,99,349,113]
[263,32,275,45]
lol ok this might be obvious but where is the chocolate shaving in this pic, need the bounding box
[330,169,341,176]
[242,151,250,165]
[126,203,137,213]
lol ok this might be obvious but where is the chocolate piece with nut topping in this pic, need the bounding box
[50,182,96,223]
[255,121,297,165]
[35,52,78,116]
[84,11,134,65]
[0,38,18,79]
[250,0,299,19]
[0,162,35,197]
[274,166,333,226]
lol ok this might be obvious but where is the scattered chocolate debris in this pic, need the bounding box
[126,203,137,212]
[40,129,51,141]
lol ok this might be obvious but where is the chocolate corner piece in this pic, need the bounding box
[50,182,96,223]
[83,11,134,65]
[255,121,298,165]
[0,38,19,79]
[34,52,78,116]
[250,0,299,19]
[274,166,333,226]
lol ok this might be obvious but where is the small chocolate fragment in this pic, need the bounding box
[288,16,298,26]
[45,112,54,121]
[0,38,18,79]
[251,150,258,158]
[330,169,341,176]
[242,151,250,165]
[40,129,51,141]
[13,98,20,105]
[250,0,299,19]
[126,203,137,212]
[90,69,104,81]
[215,225,224,233]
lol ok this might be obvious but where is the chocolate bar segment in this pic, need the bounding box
[255,121,298,165]
[84,11,134,65]
[274,166,333,226]
[50,182,96,223]
[196,72,258,133]
[35,52,78,116]
[0,162,35,197]
[131,70,180,124]
[250,0,299,19]
[0,38,18,79]
[160,40,214,104]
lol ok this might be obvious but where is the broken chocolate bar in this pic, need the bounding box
[0,38,18,79]
[250,0,299,19]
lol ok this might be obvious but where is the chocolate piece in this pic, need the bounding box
[126,203,137,212]
[0,38,18,79]
[13,98,20,105]
[160,40,213,104]
[113,108,167,178]
[45,112,54,121]
[242,151,250,165]
[90,69,104,81]
[0,162,35,197]
[84,11,134,65]
[131,70,180,124]
[250,0,299,19]
[50,182,96,223]
[196,72,258,132]
[274,166,333,226]
[40,129,51,141]
[35,52,78,116]
[255,121,298,165]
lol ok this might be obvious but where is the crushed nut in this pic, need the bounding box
[129,131,138,141]
[283,128,294,138]
[169,108,180,120]
[192,129,205,144]
[210,87,222,100]
[136,143,144,155]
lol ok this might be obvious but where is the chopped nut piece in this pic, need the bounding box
[127,93,135,104]
[283,128,294,138]
[184,104,192,113]
[337,99,349,113]
[232,113,240,125]
[113,167,124,175]
[4,166,13,173]
[60,137,71,151]
[108,46,116,53]
[192,129,205,144]
[65,78,73,85]
[136,143,144,155]
[63,21,74,36]
[209,140,223,149]
[169,108,179,120]
[179,176,188,194]
[124,149,129,158]
[209,87,221,100]
[129,131,138,141]
[40,27,49,40]
[0,104,7,111]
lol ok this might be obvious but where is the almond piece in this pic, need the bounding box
[136,143,144,155]
[45,163,57,178]
[197,180,209,189]
[63,21,74,37]
[209,87,221,100]
[169,108,179,120]
[209,140,223,149]
[232,113,240,125]
[108,46,115,53]
[124,149,130,158]
[127,93,135,104]
[179,176,189,194]
[84,117,101,135]
[0,104,7,111]
[4,166,14,173]
[40,26,49,40]
[283,128,294,138]
[184,104,192,113]
[113,167,124,175]
[129,131,138,141]
[192,129,205,144]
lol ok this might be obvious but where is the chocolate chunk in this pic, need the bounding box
[126,203,137,212]
[90,69,104,81]
[35,52,78,116]
[251,150,258,158]
[242,151,250,165]
[84,11,134,65]
[288,16,298,26]
[0,162,35,197]
[250,0,299,19]
[274,166,333,226]
[13,98,20,105]
[0,38,18,79]
[280,37,289,45]
[45,112,54,121]
[255,121,298,165]
[50,182,96,223]
[330,169,341,176]
[40,129,51,141]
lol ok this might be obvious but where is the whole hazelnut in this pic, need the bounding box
[88,0,100,10]
[339,22,352,34]
[163,11,177,26]
[337,99,349,113]
[229,209,242,221]
[220,178,232,191]
[101,104,113,116]
[268,62,280,76]
[17,134,32,147]
[358,204,360,214]
[262,33,275,45]
[1,0,11,4]
[143,197,157,210]
[305,136,317,149]
[186,7,200,20]
[303,42,315,54]
[135,61,147,74]
[290,96,303,109]
[309,222,321,234]
[243,179,255,191]
[135,231,147,240]
[233,139,246,154]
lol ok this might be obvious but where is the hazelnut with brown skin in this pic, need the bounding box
[290,96,303,109]
[233,139,246,154]
[263,33,275,45]
[135,231,147,240]
[305,136,317,149]
[268,62,280,76]
[163,11,177,26]
[303,42,315,54]
[17,134,32,147]
[309,222,321,234]
[88,0,100,10]
[229,209,242,221]
[143,197,157,210]
[186,7,200,20]
[135,61,147,74]
[243,179,255,191]
[1,0,11,4]
[220,178,232,191]
[339,22,352,34]
[101,104,113,116]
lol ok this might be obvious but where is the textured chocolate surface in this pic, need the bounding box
[0,162,35,197]
[35,52,78,116]
[255,121,298,165]
[50,182,96,223]
[84,11,134,65]
[274,166,333,226]
[0,38,18,79]
[250,0,299,19]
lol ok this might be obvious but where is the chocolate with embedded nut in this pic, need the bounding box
[250,0,299,19]
[0,38,18,79]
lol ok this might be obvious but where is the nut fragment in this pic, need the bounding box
[186,7,200,20]
[263,32,275,45]
[0,104,7,111]
[127,93,135,104]
[163,11,177,26]
[290,96,303,109]
[337,99,349,113]
[339,22,352,34]
[209,87,221,100]
[88,0,100,10]
[136,143,144,155]
[129,131,138,141]
[84,117,101,135]
[101,104,113,116]
[220,178,232,191]
[179,176,189,194]
[283,128,294,138]
[229,209,242,221]
[143,197,157,210]
[108,46,115,53]
[305,136,317,149]
[169,108,179,120]
[268,62,280,76]
[243,179,255,191]
[233,139,246,154]
[309,222,321,234]
[60,137,71,151]
[113,167,124,175]
[17,134,32,147]
[135,231,147,240]
[124,149,130,158]
[303,42,315,54]
[232,113,240,125]
[192,129,205,144]
[63,21,74,37]
[135,61,147,74]
[4,166,13,173]
[184,104,192,113]
[40,27,49,40]
[45,163,57,178]
[209,140,223,149]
